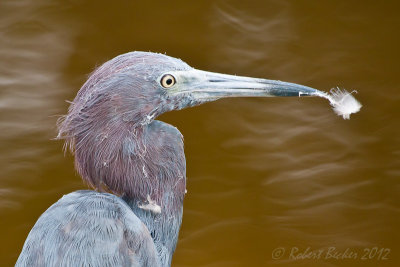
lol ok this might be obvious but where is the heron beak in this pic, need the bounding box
[171,69,326,101]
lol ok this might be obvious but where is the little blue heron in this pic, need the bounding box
[16,52,360,266]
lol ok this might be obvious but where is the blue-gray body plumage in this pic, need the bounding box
[17,191,160,266]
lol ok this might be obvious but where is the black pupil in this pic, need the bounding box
[166,78,172,85]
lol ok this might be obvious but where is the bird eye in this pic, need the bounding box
[160,74,176,88]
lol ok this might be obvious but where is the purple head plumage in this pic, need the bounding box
[57,51,344,199]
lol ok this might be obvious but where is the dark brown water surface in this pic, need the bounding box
[1,1,399,266]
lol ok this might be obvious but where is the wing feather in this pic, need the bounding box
[16,190,160,267]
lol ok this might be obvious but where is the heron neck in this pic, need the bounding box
[73,119,186,265]
[121,120,186,266]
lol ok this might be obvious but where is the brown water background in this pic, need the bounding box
[1,1,399,266]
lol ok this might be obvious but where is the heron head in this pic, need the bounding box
[60,51,324,135]
[56,51,360,198]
